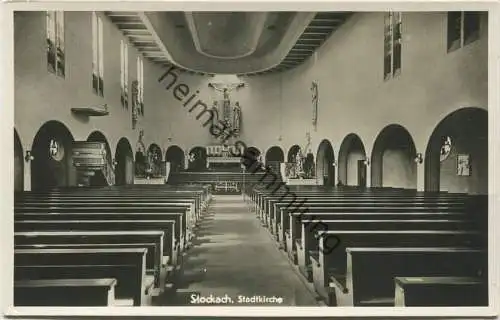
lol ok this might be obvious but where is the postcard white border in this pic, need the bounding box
[1,1,499,318]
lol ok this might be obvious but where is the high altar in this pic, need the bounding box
[204,76,245,170]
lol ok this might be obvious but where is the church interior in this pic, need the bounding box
[11,10,489,308]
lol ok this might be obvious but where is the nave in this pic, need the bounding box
[11,9,490,311]
[166,195,319,306]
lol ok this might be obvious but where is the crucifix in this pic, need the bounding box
[208,82,245,100]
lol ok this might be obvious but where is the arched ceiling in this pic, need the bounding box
[105,11,352,76]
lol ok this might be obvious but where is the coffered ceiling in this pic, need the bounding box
[105,11,352,76]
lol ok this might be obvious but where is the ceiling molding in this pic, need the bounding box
[107,11,353,76]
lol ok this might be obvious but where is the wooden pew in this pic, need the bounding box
[394,276,487,306]
[270,197,468,237]
[297,219,470,280]
[254,191,468,223]
[14,218,177,266]
[285,210,467,263]
[15,208,186,255]
[15,242,167,291]
[14,278,117,306]
[14,231,168,295]
[310,230,484,303]
[15,248,151,306]
[16,194,201,222]
[16,199,196,227]
[338,247,487,306]
[264,196,468,229]
[15,202,192,228]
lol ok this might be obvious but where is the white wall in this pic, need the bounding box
[15,11,488,193]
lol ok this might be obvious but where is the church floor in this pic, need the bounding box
[161,195,320,306]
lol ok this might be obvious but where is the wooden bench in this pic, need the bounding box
[340,247,487,306]
[310,230,484,303]
[256,193,468,225]
[15,208,187,254]
[297,219,470,280]
[15,242,164,287]
[15,231,165,270]
[16,195,200,222]
[14,278,117,306]
[270,198,468,237]
[14,231,167,295]
[394,276,487,306]
[15,218,177,266]
[285,210,468,263]
[15,248,151,306]
[264,196,467,230]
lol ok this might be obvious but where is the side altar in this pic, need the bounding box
[282,133,322,186]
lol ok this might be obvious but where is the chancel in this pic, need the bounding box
[11,9,489,310]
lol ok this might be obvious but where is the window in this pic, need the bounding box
[92,12,104,96]
[46,11,65,77]
[120,40,129,108]
[384,12,402,80]
[447,11,481,52]
[136,56,144,116]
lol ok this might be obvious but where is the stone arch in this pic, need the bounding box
[371,124,417,189]
[188,146,207,171]
[31,120,75,190]
[87,130,112,186]
[115,137,134,185]
[265,146,284,173]
[316,139,335,186]
[425,107,487,194]
[165,145,185,173]
[338,133,367,186]
[287,145,301,163]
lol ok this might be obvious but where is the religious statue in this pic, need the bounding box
[295,152,304,178]
[135,130,146,154]
[131,80,139,129]
[311,81,319,129]
[211,101,220,123]
[49,139,59,157]
[145,151,154,178]
[188,152,196,163]
[440,136,453,162]
[133,130,147,176]
[233,102,242,135]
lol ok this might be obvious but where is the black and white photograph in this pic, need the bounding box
[3,4,498,318]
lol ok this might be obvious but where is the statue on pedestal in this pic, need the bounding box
[295,152,304,178]
[233,102,242,135]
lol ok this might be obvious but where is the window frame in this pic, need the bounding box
[447,11,481,53]
[383,11,402,81]
[136,56,144,116]
[92,12,104,97]
[46,11,65,77]
[120,39,129,108]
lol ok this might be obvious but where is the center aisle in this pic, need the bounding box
[166,194,320,306]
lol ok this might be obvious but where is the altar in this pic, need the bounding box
[205,144,243,170]
[281,135,321,185]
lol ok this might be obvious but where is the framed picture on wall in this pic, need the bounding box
[457,154,471,176]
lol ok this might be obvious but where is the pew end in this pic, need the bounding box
[14,278,117,307]
[394,276,488,307]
